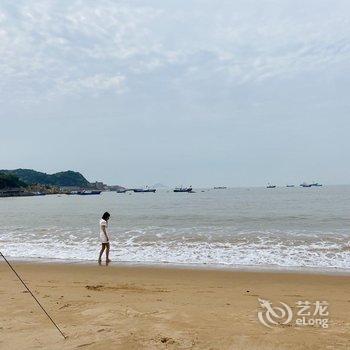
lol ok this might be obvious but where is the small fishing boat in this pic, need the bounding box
[174,186,193,193]
[286,185,295,188]
[78,190,102,195]
[213,186,227,189]
[300,183,312,188]
[266,183,276,189]
[133,187,156,193]
[66,190,79,195]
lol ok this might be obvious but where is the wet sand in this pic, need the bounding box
[0,262,349,349]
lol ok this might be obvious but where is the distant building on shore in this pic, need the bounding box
[91,181,107,190]
[107,185,126,192]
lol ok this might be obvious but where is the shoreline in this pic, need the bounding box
[2,255,350,276]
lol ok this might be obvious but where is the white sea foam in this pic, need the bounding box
[1,226,349,270]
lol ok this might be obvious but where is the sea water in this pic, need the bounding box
[0,186,349,271]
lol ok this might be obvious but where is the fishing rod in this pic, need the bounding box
[0,251,67,339]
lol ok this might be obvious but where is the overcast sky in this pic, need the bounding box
[1,0,350,187]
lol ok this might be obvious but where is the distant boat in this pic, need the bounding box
[65,190,78,195]
[133,187,156,193]
[213,186,227,189]
[116,189,126,193]
[310,182,323,187]
[266,183,276,188]
[286,185,295,188]
[174,186,193,193]
[300,183,312,188]
[78,190,101,195]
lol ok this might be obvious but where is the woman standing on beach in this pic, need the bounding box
[98,212,111,263]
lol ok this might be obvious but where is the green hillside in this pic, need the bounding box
[0,169,90,187]
[0,173,27,189]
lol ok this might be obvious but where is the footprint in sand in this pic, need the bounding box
[97,328,112,333]
[59,303,71,310]
[159,336,176,345]
[76,341,96,348]
[85,284,169,293]
[85,285,104,291]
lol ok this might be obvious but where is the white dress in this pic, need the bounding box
[99,219,109,243]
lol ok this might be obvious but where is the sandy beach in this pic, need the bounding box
[0,262,349,349]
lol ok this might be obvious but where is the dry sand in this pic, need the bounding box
[0,261,349,349]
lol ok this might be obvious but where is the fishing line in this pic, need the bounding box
[0,251,67,339]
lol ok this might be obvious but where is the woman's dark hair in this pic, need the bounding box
[102,212,110,220]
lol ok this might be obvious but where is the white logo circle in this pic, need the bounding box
[258,298,293,328]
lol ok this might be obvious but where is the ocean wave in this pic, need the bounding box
[1,226,349,270]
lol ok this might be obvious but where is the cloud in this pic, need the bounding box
[53,74,126,97]
[0,0,350,105]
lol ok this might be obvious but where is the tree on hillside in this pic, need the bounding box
[0,173,27,189]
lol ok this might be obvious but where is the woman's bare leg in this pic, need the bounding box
[99,244,106,262]
[106,243,110,262]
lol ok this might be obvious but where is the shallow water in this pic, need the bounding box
[0,186,349,271]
